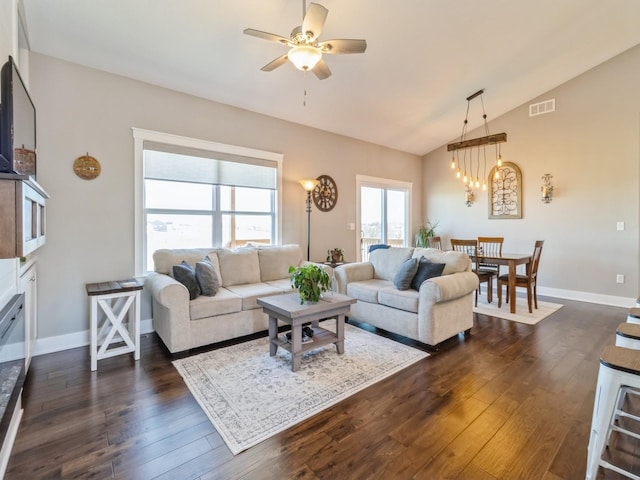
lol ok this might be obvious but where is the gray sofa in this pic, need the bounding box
[334,247,478,347]
[145,244,316,353]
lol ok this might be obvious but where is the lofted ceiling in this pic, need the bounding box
[20,0,640,156]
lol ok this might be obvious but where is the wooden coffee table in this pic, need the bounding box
[257,292,356,372]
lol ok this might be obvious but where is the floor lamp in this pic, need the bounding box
[299,179,319,261]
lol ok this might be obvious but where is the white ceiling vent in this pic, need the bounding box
[529,98,556,117]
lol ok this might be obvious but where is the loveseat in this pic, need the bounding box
[334,247,478,347]
[145,244,318,353]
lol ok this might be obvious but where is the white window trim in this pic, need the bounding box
[132,128,284,276]
[355,174,412,261]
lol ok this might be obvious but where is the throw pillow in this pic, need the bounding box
[173,261,201,300]
[393,257,419,290]
[196,256,220,296]
[368,244,391,253]
[411,256,446,290]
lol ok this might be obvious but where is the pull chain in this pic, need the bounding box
[303,70,308,107]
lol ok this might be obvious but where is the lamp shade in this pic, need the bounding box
[299,179,319,192]
[288,45,322,71]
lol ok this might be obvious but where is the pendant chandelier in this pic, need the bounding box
[447,89,507,191]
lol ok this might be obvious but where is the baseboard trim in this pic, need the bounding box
[32,288,637,357]
[32,318,154,357]
[536,286,634,308]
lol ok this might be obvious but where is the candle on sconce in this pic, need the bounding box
[541,173,553,203]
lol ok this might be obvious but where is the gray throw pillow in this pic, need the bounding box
[393,257,419,291]
[411,256,446,290]
[196,256,220,296]
[173,261,201,300]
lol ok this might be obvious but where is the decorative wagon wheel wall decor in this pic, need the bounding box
[488,161,522,219]
[313,174,338,211]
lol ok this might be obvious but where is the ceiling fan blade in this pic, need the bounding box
[261,54,289,72]
[302,3,328,41]
[318,39,367,54]
[243,28,290,45]
[312,58,331,80]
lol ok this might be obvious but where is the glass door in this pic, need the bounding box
[357,176,411,261]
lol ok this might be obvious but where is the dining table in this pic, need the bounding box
[475,252,532,314]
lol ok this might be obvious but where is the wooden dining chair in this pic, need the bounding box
[477,236,504,277]
[427,236,442,249]
[450,239,494,306]
[497,240,544,313]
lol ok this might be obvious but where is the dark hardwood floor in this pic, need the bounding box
[5,297,638,479]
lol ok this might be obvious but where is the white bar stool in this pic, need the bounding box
[628,308,640,325]
[612,323,640,442]
[586,345,640,480]
[617,322,640,350]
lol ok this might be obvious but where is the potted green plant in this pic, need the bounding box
[326,248,344,264]
[414,220,438,247]
[289,264,331,304]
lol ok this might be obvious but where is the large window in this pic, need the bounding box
[357,175,412,261]
[134,129,283,274]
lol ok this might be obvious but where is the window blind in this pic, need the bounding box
[143,141,277,189]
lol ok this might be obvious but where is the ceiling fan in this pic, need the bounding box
[243,1,367,80]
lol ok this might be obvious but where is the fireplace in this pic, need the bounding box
[0,294,25,466]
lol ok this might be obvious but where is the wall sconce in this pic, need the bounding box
[541,173,553,203]
[464,184,474,207]
[299,179,320,260]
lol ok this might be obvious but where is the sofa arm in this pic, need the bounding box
[145,272,190,308]
[145,272,192,353]
[419,271,479,303]
[333,262,374,294]
[301,260,333,275]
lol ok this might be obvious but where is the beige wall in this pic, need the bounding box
[423,44,640,304]
[28,53,422,346]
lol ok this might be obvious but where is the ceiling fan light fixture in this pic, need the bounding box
[288,45,322,71]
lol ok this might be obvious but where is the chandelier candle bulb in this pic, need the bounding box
[541,174,554,203]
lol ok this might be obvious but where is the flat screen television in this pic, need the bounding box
[0,56,36,178]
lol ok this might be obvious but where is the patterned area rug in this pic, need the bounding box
[473,294,563,325]
[173,319,428,455]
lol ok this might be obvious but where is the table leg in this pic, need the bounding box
[133,290,141,361]
[90,297,98,371]
[268,315,278,356]
[508,260,517,314]
[336,314,345,354]
[291,323,302,372]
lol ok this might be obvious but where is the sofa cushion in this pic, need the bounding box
[379,287,420,313]
[265,278,295,293]
[225,283,283,310]
[369,247,413,281]
[412,247,470,275]
[394,257,419,290]
[218,247,261,286]
[346,279,392,304]
[411,256,446,290]
[196,256,220,296]
[173,261,201,300]
[154,248,219,276]
[258,244,303,281]
[189,287,242,321]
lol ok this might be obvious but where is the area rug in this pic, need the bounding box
[172,319,429,455]
[473,294,563,325]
